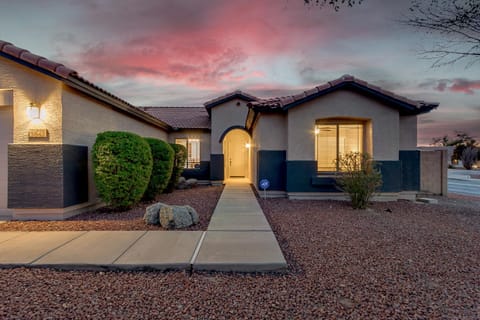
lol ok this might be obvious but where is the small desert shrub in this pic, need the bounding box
[165,143,187,193]
[461,146,479,170]
[335,152,382,209]
[92,131,153,209]
[143,138,175,200]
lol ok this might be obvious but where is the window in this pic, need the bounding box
[175,138,200,169]
[315,122,364,172]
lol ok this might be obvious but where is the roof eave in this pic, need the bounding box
[204,93,257,115]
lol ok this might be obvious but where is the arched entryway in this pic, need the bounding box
[222,128,251,181]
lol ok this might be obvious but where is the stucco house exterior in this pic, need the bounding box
[0,40,445,220]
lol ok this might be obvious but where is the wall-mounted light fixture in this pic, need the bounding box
[26,103,40,120]
[245,143,251,149]
[314,128,320,135]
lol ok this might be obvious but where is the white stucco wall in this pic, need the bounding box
[61,85,169,203]
[210,99,250,154]
[0,58,63,144]
[287,89,399,161]
[253,113,287,151]
[399,115,418,149]
[168,129,211,162]
[0,90,13,212]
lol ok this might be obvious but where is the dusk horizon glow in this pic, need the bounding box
[1,0,479,145]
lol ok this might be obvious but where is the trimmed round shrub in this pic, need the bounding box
[143,138,175,200]
[165,143,187,193]
[92,131,153,209]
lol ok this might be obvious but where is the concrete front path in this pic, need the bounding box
[194,181,286,271]
[0,182,287,272]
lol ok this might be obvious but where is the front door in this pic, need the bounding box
[229,137,246,177]
[223,129,250,179]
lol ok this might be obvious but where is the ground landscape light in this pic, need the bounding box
[26,103,40,120]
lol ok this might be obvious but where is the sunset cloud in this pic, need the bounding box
[1,0,478,141]
[420,78,480,95]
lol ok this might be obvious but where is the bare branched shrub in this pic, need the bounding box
[335,152,382,209]
[461,147,479,170]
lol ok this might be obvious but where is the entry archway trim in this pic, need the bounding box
[218,126,250,143]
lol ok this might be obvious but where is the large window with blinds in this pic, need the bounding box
[315,122,364,172]
[175,138,201,169]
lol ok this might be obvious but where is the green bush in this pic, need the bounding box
[335,152,382,209]
[165,143,187,193]
[92,131,153,209]
[143,138,175,200]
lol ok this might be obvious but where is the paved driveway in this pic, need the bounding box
[448,169,480,197]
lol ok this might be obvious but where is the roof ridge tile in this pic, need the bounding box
[248,74,438,115]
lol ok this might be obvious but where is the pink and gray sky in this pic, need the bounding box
[0,0,479,145]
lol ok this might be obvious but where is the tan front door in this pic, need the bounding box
[228,135,247,177]
[223,129,250,179]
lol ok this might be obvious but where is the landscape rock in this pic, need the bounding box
[159,205,193,229]
[143,202,167,225]
[176,177,198,189]
[186,178,198,188]
[184,205,199,224]
[177,177,187,189]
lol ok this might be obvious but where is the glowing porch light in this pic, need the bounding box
[26,103,40,120]
[245,143,251,149]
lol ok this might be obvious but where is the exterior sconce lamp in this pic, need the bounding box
[27,103,40,120]
[245,143,251,149]
[314,128,320,135]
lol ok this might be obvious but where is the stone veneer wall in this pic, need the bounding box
[8,144,88,208]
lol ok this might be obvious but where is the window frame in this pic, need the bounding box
[175,138,201,169]
[315,119,366,173]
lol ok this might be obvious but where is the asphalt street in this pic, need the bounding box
[448,169,480,197]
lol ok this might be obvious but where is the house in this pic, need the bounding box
[0,40,170,220]
[0,40,446,220]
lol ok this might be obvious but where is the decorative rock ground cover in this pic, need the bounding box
[0,186,222,231]
[1,192,479,319]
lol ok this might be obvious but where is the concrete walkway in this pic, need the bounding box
[0,182,287,272]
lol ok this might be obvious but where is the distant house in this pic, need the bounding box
[0,40,445,220]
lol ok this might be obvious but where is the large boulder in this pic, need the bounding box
[144,202,200,229]
[184,205,199,224]
[143,202,167,225]
[159,205,193,229]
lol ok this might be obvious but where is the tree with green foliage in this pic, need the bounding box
[335,152,382,209]
[165,143,187,193]
[143,138,175,200]
[92,131,153,209]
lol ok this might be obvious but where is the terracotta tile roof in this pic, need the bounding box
[0,40,170,131]
[249,74,439,115]
[204,90,258,114]
[140,107,210,129]
[0,40,77,79]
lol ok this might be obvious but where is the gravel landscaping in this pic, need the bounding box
[1,192,479,319]
[0,186,223,231]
